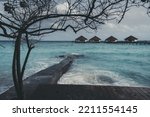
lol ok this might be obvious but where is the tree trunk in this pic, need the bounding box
[12,33,24,99]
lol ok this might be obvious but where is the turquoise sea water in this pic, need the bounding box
[0,41,150,94]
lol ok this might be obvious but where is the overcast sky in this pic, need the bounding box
[0,2,150,41]
[45,7,150,41]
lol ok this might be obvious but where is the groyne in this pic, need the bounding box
[0,56,74,100]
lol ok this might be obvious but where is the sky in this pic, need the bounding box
[0,1,150,41]
[44,7,150,41]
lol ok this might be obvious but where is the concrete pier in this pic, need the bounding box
[29,84,150,100]
[0,56,74,100]
[1,55,150,100]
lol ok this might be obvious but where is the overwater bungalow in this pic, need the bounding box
[125,36,138,42]
[105,36,118,43]
[75,36,87,43]
[89,36,101,43]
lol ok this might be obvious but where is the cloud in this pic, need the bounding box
[56,2,69,14]
[106,23,116,29]
[0,2,150,41]
[96,6,150,40]
[43,7,150,41]
[0,1,5,13]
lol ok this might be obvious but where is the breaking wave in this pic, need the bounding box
[58,68,141,87]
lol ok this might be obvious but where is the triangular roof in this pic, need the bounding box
[105,36,118,41]
[75,36,87,41]
[125,35,138,41]
[89,36,101,41]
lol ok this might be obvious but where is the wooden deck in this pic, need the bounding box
[29,84,150,100]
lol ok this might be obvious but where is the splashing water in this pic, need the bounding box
[1,41,150,94]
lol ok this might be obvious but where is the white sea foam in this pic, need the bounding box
[58,68,141,87]
[0,86,12,94]
[0,78,13,94]
[1,42,150,95]
[24,58,60,78]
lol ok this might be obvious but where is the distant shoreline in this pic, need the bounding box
[1,40,150,45]
[1,40,150,42]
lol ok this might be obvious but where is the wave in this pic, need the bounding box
[24,57,60,77]
[57,53,85,58]
[58,69,142,87]
[0,78,13,94]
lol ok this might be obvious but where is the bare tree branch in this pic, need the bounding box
[0,0,149,99]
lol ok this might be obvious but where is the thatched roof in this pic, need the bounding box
[89,36,101,42]
[75,36,87,41]
[125,36,138,42]
[105,36,118,42]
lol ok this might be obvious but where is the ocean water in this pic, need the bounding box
[0,41,150,94]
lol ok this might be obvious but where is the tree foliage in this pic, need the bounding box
[0,0,150,99]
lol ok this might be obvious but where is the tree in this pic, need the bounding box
[0,0,149,99]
